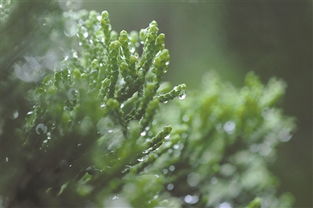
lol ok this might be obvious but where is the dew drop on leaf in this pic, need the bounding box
[36,123,48,135]
[184,194,199,204]
[223,121,236,134]
[169,165,175,172]
[166,183,174,191]
[179,92,186,100]
[140,131,147,137]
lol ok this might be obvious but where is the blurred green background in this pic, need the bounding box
[75,1,312,207]
[3,0,311,207]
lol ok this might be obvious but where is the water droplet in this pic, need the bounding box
[218,202,232,208]
[162,168,169,174]
[72,51,78,58]
[187,172,200,187]
[182,115,190,122]
[83,31,89,38]
[163,100,168,104]
[100,103,106,108]
[27,111,33,115]
[165,61,170,66]
[173,144,180,150]
[223,121,236,134]
[179,93,186,100]
[130,47,135,53]
[184,194,199,204]
[112,195,119,200]
[166,183,174,191]
[79,42,82,46]
[140,131,147,137]
[47,132,52,140]
[69,164,72,168]
[36,123,48,135]
[165,134,170,140]
[154,174,160,178]
[137,157,144,162]
[5,157,8,162]
[43,139,48,144]
[143,147,152,154]
[11,111,19,119]
[169,165,175,172]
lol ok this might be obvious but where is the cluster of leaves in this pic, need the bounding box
[0,6,295,208]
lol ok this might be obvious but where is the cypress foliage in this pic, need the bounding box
[0,3,295,208]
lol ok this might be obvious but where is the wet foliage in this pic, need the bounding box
[0,2,295,208]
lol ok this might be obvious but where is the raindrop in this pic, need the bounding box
[162,168,169,174]
[143,147,152,154]
[163,100,168,104]
[184,194,199,204]
[130,47,135,53]
[187,172,200,187]
[179,92,186,100]
[223,121,236,134]
[112,195,119,200]
[83,31,89,38]
[218,202,232,208]
[166,183,174,191]
[27,111,33,115]
[140,131,147,137]
[11,111,19,119]
[36,123,48,135]
[165,61,170,66]
[43,140,48,144]
[100,103,106,108]
[137,157,144,162]
[164,134,170,140]
[169,165,175,172]
[173,144,180,150]
[5,157,8,162]
[72,51,78,58]
[47,132,52,140]
[182,115,190,122]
